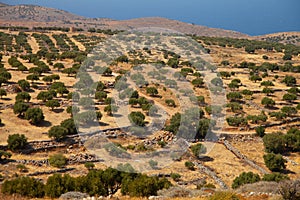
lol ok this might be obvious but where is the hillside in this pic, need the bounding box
[255,32,300,46]
[0,4,85,22]
[108,17,248,38]
[0,3,248,38]
[0,28,299,199]
[0,2,300,200]
[0,2,7,7]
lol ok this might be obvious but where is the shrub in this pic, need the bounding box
[255,126,265,137]
[128,111,145,126]
[17,79,30,91]
[165,113,181,134]
[209,191,240,200]
[13,102,29,117]
[269,112,287,121]
[84,162,95,170]
[45,173,74,198]
[197,182,216,189]
[2,176,45,198]
[146,87,158,96]
[247,113,268,124]
[60,118,77,135]
[25,107,44,125]
[149,160,158,169]
[242,89,253,96]
[226,116,248,127]
[282,75,296,86]
[263,132,286,154]
[226,92,243,102]
[263,153,287,172]
[45,99,60,110]
[37,91,53,102]
[122,174,171,197]
[261,97,275,108]
[190,143,206,158]
[170,173,181,181]
[185,161,195,170]
[165,99,176,107]
[0,88,7,99]
[282,93,297,102]
[262,173,289,182]
[48,126,68,141]
[281,106,297,117]
[284,127,300,151]
[191,78,204,87]
[283,53,292,60]
[116,163,136,173]
[7,134,28,152]
[49,153,67,168]
[16,164,28,172]
[0,150,12,160]
[279,179,300,200]
[15,92,31,102]
[232,172,260,189]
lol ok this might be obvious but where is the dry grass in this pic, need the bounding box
[204,143,264,187]
[0,30,299,199]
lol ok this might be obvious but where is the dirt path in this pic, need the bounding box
[70,36,85,51]
[27,34,39,54]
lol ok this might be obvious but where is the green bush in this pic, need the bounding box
[49,153,67,168]
[279,179,300,200]
[25,107,44,125]
[128,111,146,126]
[262,172,289,182]
[185,161,195,170]
[2,176,45,198]
[226,116,248,127]
[7,134,28,152]
[48,126,68,141]
[263,153,287,172]
[0,150,12,160]
[122,174,171,197]
[232,172,260,189]
[209,191,240,200]
[255,126,265,137]
[170,173,181,181]
[190,143,206,158]
[149,160,158,169]
[84,162,95,170]
[263,132,286,154]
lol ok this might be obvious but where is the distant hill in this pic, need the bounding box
[0,3,248,38]
[0,4,85,22]
[107,17,247,38]
[255,32,300,46]
[0,2,299,40]
[0,2,8,7]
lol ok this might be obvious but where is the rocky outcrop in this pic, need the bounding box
[60,192,89,200]
[68,153,103,164]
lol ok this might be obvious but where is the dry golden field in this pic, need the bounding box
[0,29,299,199]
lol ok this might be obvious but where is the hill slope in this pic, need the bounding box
[0,3,247,38]
[109,17,247,38]
[0,4,85,22]
[0,2,299,40]
[255,32,300,46]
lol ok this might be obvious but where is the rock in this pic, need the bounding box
[149,196,165,200]
[59,191,89,200]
